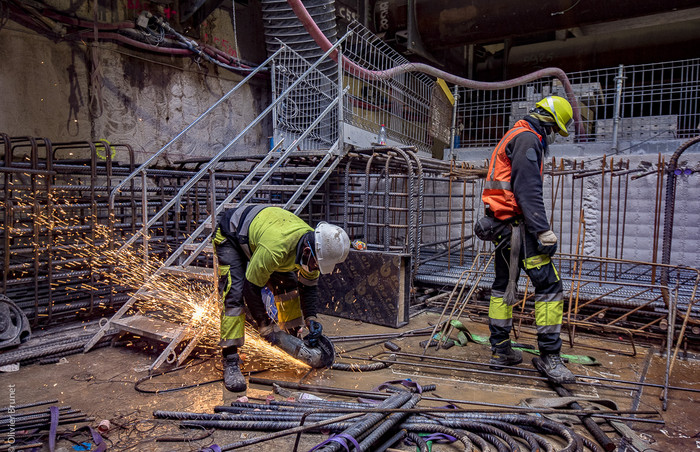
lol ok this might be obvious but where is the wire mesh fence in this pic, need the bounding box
[341,22,436,153]
[272,44,340,150]
[455,58,700,148]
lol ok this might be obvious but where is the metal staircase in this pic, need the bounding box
[83,36,350,371]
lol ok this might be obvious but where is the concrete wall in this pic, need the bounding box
[0,2,270,165]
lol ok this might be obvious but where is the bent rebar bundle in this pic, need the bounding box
[150,380,638,452]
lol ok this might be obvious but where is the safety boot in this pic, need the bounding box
[222,352,247,392]
[536,354,575,384]
[489,340,523,369]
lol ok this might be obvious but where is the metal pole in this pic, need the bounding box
[448,85,460,159]
[611,64,624,154]
[141,170,148,265]
[337,45,345,156]
[662,280,678,410]
[271,59,278,149]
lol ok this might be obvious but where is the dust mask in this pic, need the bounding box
[546,128,557,145]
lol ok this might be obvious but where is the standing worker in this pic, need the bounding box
[478,96,575,383]
[213,205,350,391]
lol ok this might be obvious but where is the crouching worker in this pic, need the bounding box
[476,96,575,384]
[212,205,350,392]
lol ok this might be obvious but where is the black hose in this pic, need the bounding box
[330,361,389,371]
[134,358,224,394]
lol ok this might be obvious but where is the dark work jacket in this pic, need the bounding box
[506,116,550,234]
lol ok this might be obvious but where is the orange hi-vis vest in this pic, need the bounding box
[482,120,543,221]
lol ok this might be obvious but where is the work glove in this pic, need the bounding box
[303,316,323,348]
[259,321,281,344]
[537,229,558,256]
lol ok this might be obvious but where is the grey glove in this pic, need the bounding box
[537,230,558,256]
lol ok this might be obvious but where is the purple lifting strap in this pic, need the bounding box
[49,407,106,452]
[309,432,361,452]
[404,432,458,446]
[89,426,108,452]
[49,406,59,452]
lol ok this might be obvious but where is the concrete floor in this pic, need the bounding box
[2,312,699,451]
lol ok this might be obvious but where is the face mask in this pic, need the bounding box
[300,239,315,272]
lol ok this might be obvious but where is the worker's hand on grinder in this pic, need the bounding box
[537,229,558,256]
[304,316,323,348]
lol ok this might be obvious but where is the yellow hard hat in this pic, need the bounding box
[535,96,574,137]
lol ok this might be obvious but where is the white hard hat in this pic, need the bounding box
[314,222,350,274]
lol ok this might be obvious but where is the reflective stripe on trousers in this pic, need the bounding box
[214,227,246,347]
[488,226,564,353]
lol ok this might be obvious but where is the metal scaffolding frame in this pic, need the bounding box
[454,58,700,148]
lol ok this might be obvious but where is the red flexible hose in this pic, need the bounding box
[285,0,584,138]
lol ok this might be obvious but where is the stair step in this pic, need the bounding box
[133,288,172,302]
[239,184,312,192]
[159,265,215,279]
[271,149,330,158]
[111,314,193,343]
[273,166,329,174]
[183,243,214,253]
[221,202,300,210]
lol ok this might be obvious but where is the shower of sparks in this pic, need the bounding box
[11,184,309,372]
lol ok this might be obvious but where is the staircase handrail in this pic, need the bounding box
[107,47,284,212]
[117,34,350,253]
[173,91,346,267]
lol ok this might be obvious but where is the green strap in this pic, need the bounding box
[448,320,600,366]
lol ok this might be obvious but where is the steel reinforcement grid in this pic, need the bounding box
[0,134,237,326]
[2,136,698,346]
[321,148,699,345]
